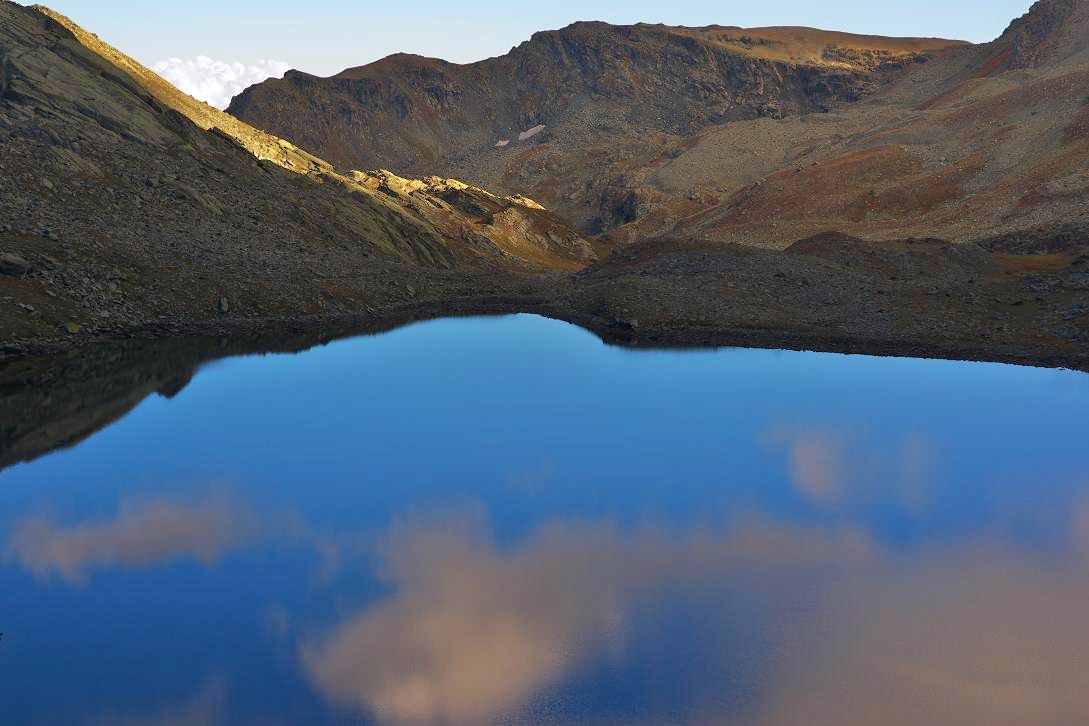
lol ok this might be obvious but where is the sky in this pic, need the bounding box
[35,0,1035,108]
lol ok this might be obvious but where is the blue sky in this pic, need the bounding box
[41,0,1034,76]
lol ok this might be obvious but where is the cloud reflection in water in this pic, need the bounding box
[769,425,938,513]
[302,513,877,725]
[5,497,251,584]
[5,476,1086,723]
[303,501,1089,725]
[4,493,338,585]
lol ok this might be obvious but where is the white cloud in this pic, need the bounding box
[152,56,291,110]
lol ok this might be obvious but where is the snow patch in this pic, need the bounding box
[518,124,547,141]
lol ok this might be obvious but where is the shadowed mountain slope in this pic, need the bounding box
[0,2,596,339]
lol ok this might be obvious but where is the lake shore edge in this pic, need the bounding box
[3,291,1086,374]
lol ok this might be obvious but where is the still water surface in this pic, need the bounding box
[3,314,1089,725]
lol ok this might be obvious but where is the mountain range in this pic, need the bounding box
[0,0,1086,371]
[230,2,1089,246]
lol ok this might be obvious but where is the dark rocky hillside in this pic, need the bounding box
[0,2,598,341]
[229,24,964,231]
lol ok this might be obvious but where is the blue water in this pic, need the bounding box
[2,314,1088,725]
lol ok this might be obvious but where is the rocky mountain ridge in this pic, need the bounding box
[229,1,1088,245]
[996,0,1088,69]
[228,23,964,231]
[636,0,1089,249]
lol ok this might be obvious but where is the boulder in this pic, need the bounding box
[0,252,32,276]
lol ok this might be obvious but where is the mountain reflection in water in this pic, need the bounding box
[2,315,1088,725]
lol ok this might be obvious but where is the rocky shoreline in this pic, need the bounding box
[3,275,1086,477]
[3,266,1087,373]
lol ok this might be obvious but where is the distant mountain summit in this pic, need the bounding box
[996,0,1089,69]
[229,0,1089,247]
[227,23,962,230]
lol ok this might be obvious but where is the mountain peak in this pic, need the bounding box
[996,0,1089,68]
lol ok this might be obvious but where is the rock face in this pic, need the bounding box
[996,0,1087,69]
[353,170,598,268]
[229,24,963,231]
